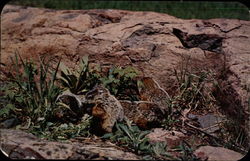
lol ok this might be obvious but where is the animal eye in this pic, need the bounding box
[86,94,93,99]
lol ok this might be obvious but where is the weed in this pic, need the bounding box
[172,66,217,112]
[100,66,141,101]
[176,141,201,161]
[59,56,142,101]
[59,56,100,95]
[101,120,174,160]
[0,53,62,129]
[175,69,215,109]
[30,114,92,141]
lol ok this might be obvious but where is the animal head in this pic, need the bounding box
[85,84,109,100]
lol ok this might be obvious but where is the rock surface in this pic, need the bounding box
[146,128,186,148]
[194,146,244,161]
[195,114,224,134]
[0,129,140,159]
[1,5,249,128]
[1,4,250,158]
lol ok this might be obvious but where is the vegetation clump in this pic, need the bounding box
[0,54,61,130]
[0,54,142,138]
[0,53,247,159]
[101,120,175,160]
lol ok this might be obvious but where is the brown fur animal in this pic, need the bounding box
[85,84,124,133]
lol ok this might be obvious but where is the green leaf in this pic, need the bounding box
[15,97,24,103]
[0,104,15,116]
[101,133,113,139]
[6,90,15,100]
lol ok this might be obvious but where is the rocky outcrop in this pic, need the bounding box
[1,3,250,156]
[1,5,249,119]
[0,129,140,159]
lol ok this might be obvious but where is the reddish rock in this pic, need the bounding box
[1,4,249,146]
[0,129,140,160]
[146,128,186,148]
[194,146,244,161]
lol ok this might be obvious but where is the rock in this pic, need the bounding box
[187,113,198,120]
[0,118,19,128]
[194,146,244,161]
[85,84,124,133]
[173,28,223,53]
[55,90,86,122]
[0,129,140,160]
[196,114,224,134]
[146,128,186,148]
[120,100,166,129]
[1,4,249,144]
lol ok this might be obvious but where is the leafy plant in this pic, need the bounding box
[100,66,141,101]
[176,141,201,161]
[0,103,16,118]
[59,56,142,101]
[101,120,173,160]
[30,114,92,141]
[58,56,100,95]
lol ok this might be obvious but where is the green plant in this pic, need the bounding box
[30,114,92,141]
[0,53,62,128]
[176,141,201,161]
[161,57,218,130]
[59,56,100,95]
[172,67,217,111]
[59,57,142,101]
[100,66,141,101]
[101,120,174,160]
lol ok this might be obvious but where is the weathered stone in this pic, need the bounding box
[173,28,223,53]
[0,118,19,128]
[0,129,140,160]
[1,4,250,147]
[55,90,86,122]
[196,114,224,134]
[194,146,244,161]
[120,100,166,129]
[146,128,186,148]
